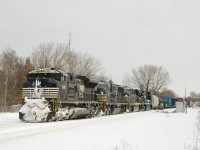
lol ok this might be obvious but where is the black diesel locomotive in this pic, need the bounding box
[19,68,152,122]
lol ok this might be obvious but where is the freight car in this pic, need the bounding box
[161,97,176,108]
[19,68,153,122]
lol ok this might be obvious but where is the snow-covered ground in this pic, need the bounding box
[0,108,199,150]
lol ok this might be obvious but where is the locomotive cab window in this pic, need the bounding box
[50,73,61,81]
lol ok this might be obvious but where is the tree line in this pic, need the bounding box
[0,42,177,106]
[189,91,200,101]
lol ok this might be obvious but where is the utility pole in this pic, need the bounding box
[185,85,187,114]
[69,33,71,51]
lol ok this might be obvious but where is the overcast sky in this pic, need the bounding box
[0,0,200,97]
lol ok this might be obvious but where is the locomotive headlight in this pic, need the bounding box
[39,69,44,72]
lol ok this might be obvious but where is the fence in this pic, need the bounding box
[0,105,21,112]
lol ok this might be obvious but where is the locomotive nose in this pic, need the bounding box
[19,112,25,121]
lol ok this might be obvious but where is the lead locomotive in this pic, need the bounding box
[19,68,153,122]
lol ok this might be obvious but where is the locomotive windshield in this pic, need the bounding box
[123,88,131,96]
[96,82,107,88]
[95,82,108,94]
[28,73,62,81]
[23,68,67,88]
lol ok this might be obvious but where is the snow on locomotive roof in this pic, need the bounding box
[29,68,69,76]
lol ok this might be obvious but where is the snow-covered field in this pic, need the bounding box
[0,108,199,150]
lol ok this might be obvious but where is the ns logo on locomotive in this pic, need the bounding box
[19,68,157,122]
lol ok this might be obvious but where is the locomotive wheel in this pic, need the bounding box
[120,107,126,113]
[46,112,54,122]
[131,106,134,112]
[104,108,110,115]
[87,110,92,118]
[145,105,151,111]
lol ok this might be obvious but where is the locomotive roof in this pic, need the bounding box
[29,68,69,76]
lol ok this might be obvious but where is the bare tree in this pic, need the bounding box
[51,43,69,70]
[189,91,200,101]
[0,47,19,106]
[151,66,170,94]
[0,48,32,107]
[190,91,197,98]
[32,43,53,68]
[159,88,176,97]
[24,57,33,73]
[32,43,70,70]
[65,50,80,74]
[131,65,170,94]
[77,52,102,78]
[122,73,132,87]
[53,49,104,78]
[16,57,33,105]
[31,43,104,79]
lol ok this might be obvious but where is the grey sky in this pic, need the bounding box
[0,0,200,97]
